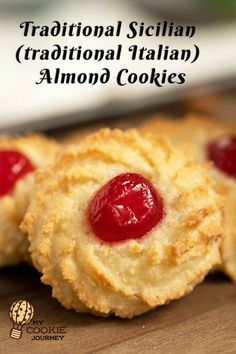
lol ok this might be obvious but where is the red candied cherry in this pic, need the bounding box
[0,150,35,197]
[88,173,164,243]
[207,135,236,179]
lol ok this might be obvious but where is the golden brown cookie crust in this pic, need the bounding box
[22,129,223,318]
[62,125,104,146]
[0,134,59,267]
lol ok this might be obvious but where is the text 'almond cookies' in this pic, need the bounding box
[0,134,59,267]
[22,129,223,318]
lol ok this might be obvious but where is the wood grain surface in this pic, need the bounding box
[0,265,235,354]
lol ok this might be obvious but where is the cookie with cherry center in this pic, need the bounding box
[21,129,223,318]
[140,115,236,281]
[0,134,59,267]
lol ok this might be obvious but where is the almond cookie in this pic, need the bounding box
[62,124,104,146]
[62,119,132,146]
[0,134,59,267]
[141,115,236,281]
[21,129,223,318]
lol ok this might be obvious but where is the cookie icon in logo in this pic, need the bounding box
[9,300,34,340]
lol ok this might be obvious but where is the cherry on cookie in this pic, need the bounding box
[88,173,164,243]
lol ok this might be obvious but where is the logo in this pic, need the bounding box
[9,300,67,341]
[9,300,34,340]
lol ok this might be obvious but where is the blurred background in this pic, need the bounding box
[0,0,236,133]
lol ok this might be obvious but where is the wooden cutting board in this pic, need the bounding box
[0,265,235,354]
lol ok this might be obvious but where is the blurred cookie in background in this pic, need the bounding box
[140,115,236,281]
[0,134,59,267]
